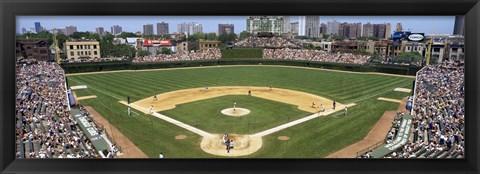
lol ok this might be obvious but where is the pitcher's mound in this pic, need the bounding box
[221,108,250,117]
[200,134,262,157]
[278,136,290,141]
[175,135,187,140]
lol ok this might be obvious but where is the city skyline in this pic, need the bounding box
[17,16,455,35]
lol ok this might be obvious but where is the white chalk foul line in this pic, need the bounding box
[252,103,356,137]
[120,101,214,138]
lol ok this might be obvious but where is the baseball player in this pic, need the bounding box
[269,85,272,91]
[229,140,234,150]
[159,152,164,158]
[205,85,209,92]
[149,105,153,114]
[321,104,325,112]
[222,133,228,144]
[312,101,316,108]
[128,107,131,116]
[225,139,231,153]
[344,106,348,115]
[333,100,336,110]
[248,90,251,96]
[153,94,157,101]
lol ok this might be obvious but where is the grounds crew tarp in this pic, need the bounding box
[370,114,413,158]
[71,109,109,152]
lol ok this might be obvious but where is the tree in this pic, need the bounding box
[190,32,205,41]
[219,33,237,43]
[205,33,218,40]
[137,50,151,57]
[354,49,372,55]
[157,47,172,55]
[295,36,312,40]
[367,53,383,63]
[160,34,172,39]
[331,35,346,41]
[322,34,330,40]
[394,52,423,64]
[118,32,138,39]
[239,31,251,40]
[304,43,315,50]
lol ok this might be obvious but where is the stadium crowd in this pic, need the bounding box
[16,58,99,158]
[263,48,370,65]
[234,36,300,48]
[133,48,221,63]
[360,60,465,158]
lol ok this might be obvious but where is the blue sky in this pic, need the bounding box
[17,16,455,35]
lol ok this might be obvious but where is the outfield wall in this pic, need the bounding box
[61,59,422,75]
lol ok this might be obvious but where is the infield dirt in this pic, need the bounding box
[132,86,340,114]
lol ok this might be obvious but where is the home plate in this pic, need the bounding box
[394,88,412,93]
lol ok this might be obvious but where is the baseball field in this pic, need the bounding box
[66,65,414,158]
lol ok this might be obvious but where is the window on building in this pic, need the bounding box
[407,47,410,51]
[88,45,91,49]
[70,45,74,50]
[77,51,80,56]
[70,51,74,56]
[94,51,98,55]
[93,45,97,49]
[77,45,80,49]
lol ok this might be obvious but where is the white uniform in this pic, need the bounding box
[128,107,131,116]
[150,106,153,114]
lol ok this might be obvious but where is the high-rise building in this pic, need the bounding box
[143,24,154,35]
[282,16,291,33]
[157,22,169,35]
[363,22,374,37]
[373,24,387,39]
[95,27,104,36]
[246,16,284,34]
[453,16,465,35]
[298,16,306,36]
[320,23,327,35]
[177,22,203,35]
[65,25,77,35]
[51,28,65,35]
[111,25,122,36]
[304,16,320,38]
[347,23,362,38]
[395,23,403,32]
[35,22,41,33]
[338,22,346,37]
[385,23,392,39]
[218,24,235,35]
[290,22,299,34]
[190,23,203,34]
[327,20,340,35]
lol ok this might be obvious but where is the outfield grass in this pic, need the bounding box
[160,95,311,134]
[67,65,413,158]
